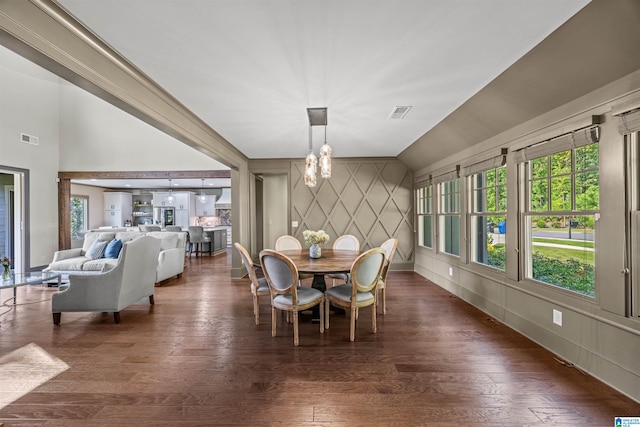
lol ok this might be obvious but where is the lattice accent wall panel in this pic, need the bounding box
[291,158,414,264]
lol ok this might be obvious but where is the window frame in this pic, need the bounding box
[416,184,433,249]
[521,140,599,297]
[437,177,461,257]
[468,164,507,271]
[70,195,89,240]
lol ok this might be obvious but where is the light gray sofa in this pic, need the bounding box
[52,235,161,324]
[44,230,187,283]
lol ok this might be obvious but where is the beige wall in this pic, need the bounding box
[250,158,413,267]
[414,69,640,401]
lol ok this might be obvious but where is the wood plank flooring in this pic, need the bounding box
[0,249,638,426]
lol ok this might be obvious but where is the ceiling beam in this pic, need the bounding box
[58,170,231,180]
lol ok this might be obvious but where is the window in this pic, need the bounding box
[524,142,598,296]
[417,185,433,248]
[70,196,89,239]
[470,165,506,270]
[438,178,460,256]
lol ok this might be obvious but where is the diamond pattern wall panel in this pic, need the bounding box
[291,159,414,263]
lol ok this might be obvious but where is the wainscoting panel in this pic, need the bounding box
[291,158,414,265]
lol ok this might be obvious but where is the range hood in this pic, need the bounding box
[216,188,231,209]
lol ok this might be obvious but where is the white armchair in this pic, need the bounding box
[52,235,161,325]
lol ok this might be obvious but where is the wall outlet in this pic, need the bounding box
[553,309,563,326]
[292,221,298,228]
[448,267,453,276]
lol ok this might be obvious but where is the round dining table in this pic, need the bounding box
[279,248,360,292]
[279,248,360,322]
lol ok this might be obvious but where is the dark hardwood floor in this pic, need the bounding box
[0,249,638,426]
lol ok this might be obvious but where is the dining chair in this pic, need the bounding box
[377,237,398,315]
[260,249,324,346]
[275,235,302,251]
[234,242,270,325]
[324,247,386,341]
[187,226,211,256]
[274,235,313,284]
[165,225,182,231]
[327,234,360,286]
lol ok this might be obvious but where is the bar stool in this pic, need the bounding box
[188,226,211,256]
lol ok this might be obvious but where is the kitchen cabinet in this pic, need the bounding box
[151,191,195,229]
[104,192,132,227]
[175,192,195,229]
[152,192,172,206]
[195,196,216,216]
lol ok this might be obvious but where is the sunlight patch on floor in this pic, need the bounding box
[0,343,68,410]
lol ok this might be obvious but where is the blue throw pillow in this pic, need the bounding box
[104,239,123,259]
[86,239,108,260]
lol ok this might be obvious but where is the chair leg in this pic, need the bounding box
[113,312,121,324]
[253,294,260,325]
[382,287,386,315]
[271,306,277,337]
[372,303,377,334]
[53,312,61,325]
[350,306,357,341]
[293,311,299,346]
[325,298,330,329]
[319,300,324,334]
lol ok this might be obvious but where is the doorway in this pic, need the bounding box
[0,169,25,272]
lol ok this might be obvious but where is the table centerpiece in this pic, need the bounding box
[303,230,330,259]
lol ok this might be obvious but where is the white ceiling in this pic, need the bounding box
[56,0,590,162]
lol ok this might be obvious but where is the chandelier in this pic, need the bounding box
[199,178,207,203]
[304,107,332,187]
[166,178,174,204]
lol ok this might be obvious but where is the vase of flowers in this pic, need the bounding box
[303,230,330,259]
[1,256,10,280]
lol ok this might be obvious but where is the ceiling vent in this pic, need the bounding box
[388,106,412,120]
[20,133,39,146]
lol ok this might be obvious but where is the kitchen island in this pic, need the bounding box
[202,226,230,253]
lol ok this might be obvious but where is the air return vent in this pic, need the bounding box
[20,133,39,146]
[388,106,411,119]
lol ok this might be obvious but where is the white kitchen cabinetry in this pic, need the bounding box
[151,191,195,229]
[104,192,132,227]
[152,192,171,206]
[174,192,195,229]
[195,196,216,216]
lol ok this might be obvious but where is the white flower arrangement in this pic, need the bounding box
[302,229,330,247]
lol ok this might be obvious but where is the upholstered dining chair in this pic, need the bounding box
[140,225,162,232]
[259,249,324,346]
[324,247,386,341]
[377,237,398,315]
[274,235,312,284]
[275,235,302,251]
[327,234,360,286]
[235,242,270,325]
[165,225,182,231]
[188,226,211,257]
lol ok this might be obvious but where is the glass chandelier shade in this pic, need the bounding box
[304,151,317,187]
[304,107,331,187]
[166,178,174,204]
[319,126,332,178]
[199,178,207,203]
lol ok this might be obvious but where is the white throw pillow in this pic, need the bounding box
[86,240,108,260]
